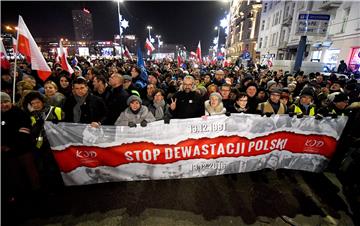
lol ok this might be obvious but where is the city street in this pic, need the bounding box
[5,170,357,226]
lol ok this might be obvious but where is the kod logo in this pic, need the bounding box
[305,139,324,148]
[76,150,97,159]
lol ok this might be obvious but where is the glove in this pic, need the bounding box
[265,112,273,117]
[330,113,338,119]
[128,122,137,128]
[288,112,295,118]
[225,112,231,117]
[296,113,304,118]
[140,120,147,127]
[315,114,323,120]
[164,116,170,124]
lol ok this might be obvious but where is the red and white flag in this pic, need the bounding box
[145,38,155,53]
[59,40,74,74]
[1,39,11,70]
[196,41,202,63]
[177,55,183,66]
[124,46,132,60]
[12,37,17,53]
[17,15,51,81]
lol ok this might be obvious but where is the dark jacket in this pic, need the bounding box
[104,85,130,125]
[64,93,107,124]
[169,91,204,119]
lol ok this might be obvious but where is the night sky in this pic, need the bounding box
[1,1,229,54]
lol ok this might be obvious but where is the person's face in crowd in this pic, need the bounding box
[236,96,248,109]
[335,100,348,110]
[210,95,220,107]
[74,69,82,77]
[2,74,12,82]
[300,95,313,105]
[296,75,304,83]
[220,86,231,99]
[60,77,70,89]
[204,75,211,84]
[246,86,257,98]
[225,77,232,85]
[92,77,101,91]
[330,83,341,92]
[316,75,324,84]
[288,84,296,93]
[30,98,44,111]
[109,74,121,87]
[280,97,289,106]
[257,90,266,99]
[183,78,193,93]
[154,91,164,103]
[207,85,217,94]
[270,93,281,103]
[73,83,88,97]
[147,84,156,96]
[268,155,278,168]
[194,79,200,86]
[130,100,141,111]
[215,71,224,81]
[130,67,139,79]
[44,83,57,97]
[123,79,131,89]
[148,75,158,85]
[1,99,12,112]
[22,75,36,87]
[86,70,94,81]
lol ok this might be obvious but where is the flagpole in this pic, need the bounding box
[117,1,123,59]
[12,17,20,103]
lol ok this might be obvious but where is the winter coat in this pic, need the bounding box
[114,105,156,126]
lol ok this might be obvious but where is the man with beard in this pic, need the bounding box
[169,75,204,119]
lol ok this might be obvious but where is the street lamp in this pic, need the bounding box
[155,35,161,49]
[116,0,124,58]
[146,26,152,41]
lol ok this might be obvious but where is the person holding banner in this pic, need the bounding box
[114,95,155,127]
[64,77,107,127]
[22,91,64,192]
[289,87,316,116]
[169,75,204,119]
[257,88,287,115]
[204,92,226,116]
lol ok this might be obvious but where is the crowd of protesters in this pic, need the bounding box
[1,55,360,211]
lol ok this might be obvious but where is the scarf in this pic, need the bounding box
[73,94,87,123]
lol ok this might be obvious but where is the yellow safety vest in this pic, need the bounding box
[294,105,315,116]
[31,106,62,126]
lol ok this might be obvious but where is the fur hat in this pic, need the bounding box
[127,95,142,106]
[270,88,282,95]
[209,92,222,101]
[1,92,11,103]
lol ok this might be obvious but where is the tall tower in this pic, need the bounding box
[72,8,94,41]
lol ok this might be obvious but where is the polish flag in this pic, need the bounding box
[196,41,202,63]
[145,38,155,53]
[177,55,182,66]
[12,37,17,53]
[1,39,11,70]
[17,15,51,81]
[124,46,133,60]
[59,40,74,74]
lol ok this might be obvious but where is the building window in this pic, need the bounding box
[264,36,268,48]
[261,20,265,30]
[263,3,268,13]
[259,38,263,48]
[341,7,350,33]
